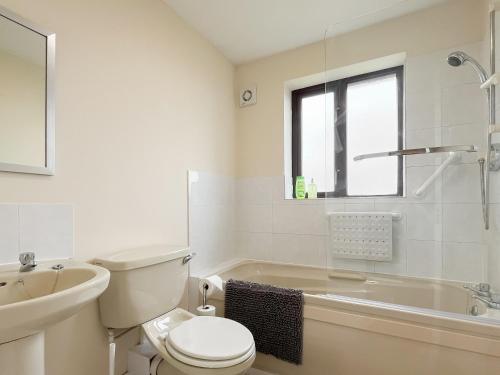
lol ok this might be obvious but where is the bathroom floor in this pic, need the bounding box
[247,369,276,375]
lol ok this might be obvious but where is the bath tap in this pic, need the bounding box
[464,283,491,297]
[472,294,500,310]
[465,283,500,310]
[19,252,37,272]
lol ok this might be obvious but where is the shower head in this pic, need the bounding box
[447,51,489,84]
[447,53,465,67]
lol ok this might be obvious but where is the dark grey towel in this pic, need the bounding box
[224,279,304,365]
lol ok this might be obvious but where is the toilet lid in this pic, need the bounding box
[166,316,254,361]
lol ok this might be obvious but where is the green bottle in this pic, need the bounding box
[295,176,306,199]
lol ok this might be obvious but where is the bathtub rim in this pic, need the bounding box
[199,258,500,341]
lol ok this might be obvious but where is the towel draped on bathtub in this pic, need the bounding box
[224,279,304,365]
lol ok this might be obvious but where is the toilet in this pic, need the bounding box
[95,245,255,375]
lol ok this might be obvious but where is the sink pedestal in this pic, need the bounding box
[0,332,44,375]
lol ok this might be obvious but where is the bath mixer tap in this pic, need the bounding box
[465,283,500,310]
[473,294,500,310]
[19,252,37,272]
[464,283,491,297]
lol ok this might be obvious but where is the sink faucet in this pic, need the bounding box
[19,252,37,272]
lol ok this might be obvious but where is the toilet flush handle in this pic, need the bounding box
[182,253,196,265]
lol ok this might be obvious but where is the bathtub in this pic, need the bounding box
[201,260,500,375]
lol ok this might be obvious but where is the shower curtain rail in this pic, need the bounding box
[353,145,477,161]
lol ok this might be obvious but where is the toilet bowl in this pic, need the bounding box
[143,308,255,375]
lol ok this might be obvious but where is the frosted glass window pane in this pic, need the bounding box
[301,93,335,192]
[346,75,399,196]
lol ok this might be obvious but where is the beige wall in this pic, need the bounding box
[0,51,46,166]
[0,0,235,373]
[0,0,235,258]
[235,0,488,178]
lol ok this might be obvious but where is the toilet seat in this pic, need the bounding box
[165,316,255,368]
[165,340,255,369]
[142,308,256,373]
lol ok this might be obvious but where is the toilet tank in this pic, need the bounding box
[95,245,191,329]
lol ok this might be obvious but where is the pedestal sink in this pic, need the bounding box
[0,260,110,374]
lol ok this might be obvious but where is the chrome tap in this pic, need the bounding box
[19,252,37,272]
[473,294,500,310]
[464,283,491,297]
[464,283,500,310]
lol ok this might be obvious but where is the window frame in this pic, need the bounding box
[291,65,404,198]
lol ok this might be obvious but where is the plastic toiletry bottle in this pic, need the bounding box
[295,176,306,199]
[308,178,318,199]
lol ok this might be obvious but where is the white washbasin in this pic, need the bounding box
[0,260,110,344]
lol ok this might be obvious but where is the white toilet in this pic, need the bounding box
[96,245,255,375]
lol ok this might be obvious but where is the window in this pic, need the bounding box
[292,66,403,197]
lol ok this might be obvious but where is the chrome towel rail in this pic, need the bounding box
[353,145,477,161]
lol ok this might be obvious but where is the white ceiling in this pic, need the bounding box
[164,0,448,64]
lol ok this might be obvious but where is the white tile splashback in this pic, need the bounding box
[0,204,74,264]
[0,205,20,264]
[188,171,236,276]
[234,175,490,283]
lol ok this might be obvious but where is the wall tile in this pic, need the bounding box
[188,172,236,276]
[405,54,439,94]
[442,203,483,243]
[441,83,487,126]
[329,257,375,272]
[236,204,272,233]
[407,204,441,241]
[0,204,20,264]
[236,177,273,205]
[271,176,286,202]
[236,232,272,260]
[272,234,327,267]
[489,172,500,203]
[442,164,481,203]
[407,240,443,278]
[442,242,485,282]
[324,202,345,215]
[19,204,74,261]
[272,203,327,235]
[343,201,375,212]
[405,89,440,130]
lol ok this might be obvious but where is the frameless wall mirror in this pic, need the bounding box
[0,6,55,175]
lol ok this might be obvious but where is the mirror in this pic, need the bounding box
[0,7,55,175]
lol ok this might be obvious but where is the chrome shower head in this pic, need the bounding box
[447,51,489,84]
[447,52,465,67]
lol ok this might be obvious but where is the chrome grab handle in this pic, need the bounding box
[182,253,196,265]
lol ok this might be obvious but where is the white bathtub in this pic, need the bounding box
[202,260,500,375]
